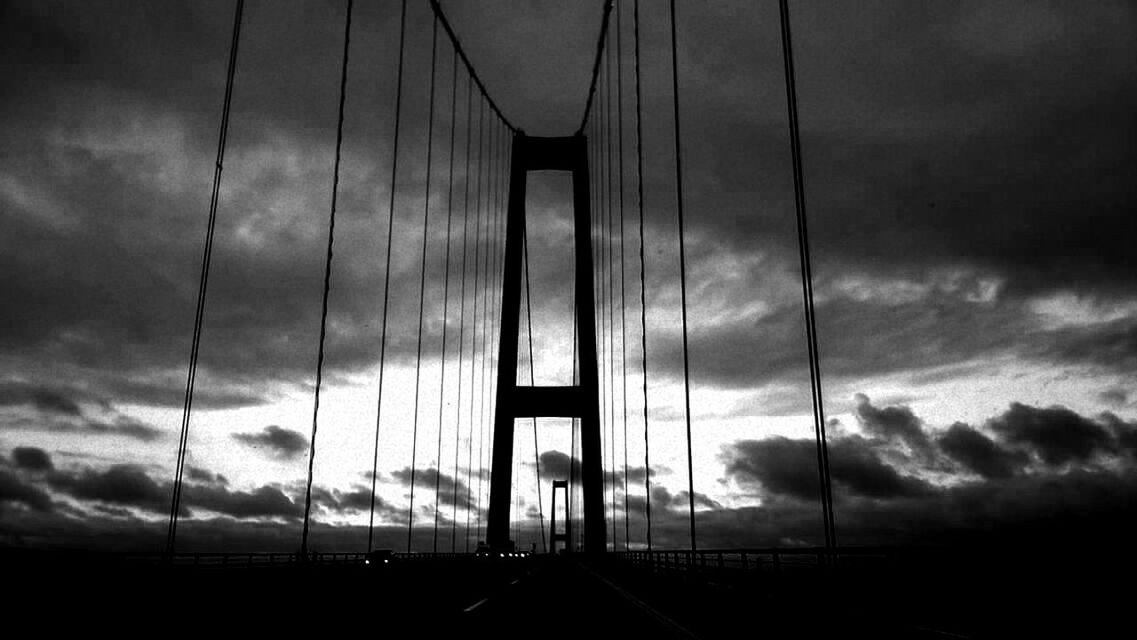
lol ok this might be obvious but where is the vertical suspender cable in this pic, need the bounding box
[434,46,459,554]
[471,97,485,543]
[633,0,652,553]
[778,0,837,554]
[368,0,407,554]
[615,0,630,551]
[167,0,244,555]
[486,116,498,542]
[598,45,609,550]
[632,0,652,552]
[522,226,547,552]
[570,288,578,549]
[479,106,494,540]
[407,14,440,554]
[515,430,522,546]
[457,74,474,552]
[302,0,354,558]
[493,119,508,543]
[667,0,697,553]
[605,23,618,549]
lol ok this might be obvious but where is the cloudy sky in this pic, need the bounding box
[1,0,1135,553]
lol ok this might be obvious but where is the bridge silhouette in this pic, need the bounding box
[8,1,1122,638]
[166,0,825,564]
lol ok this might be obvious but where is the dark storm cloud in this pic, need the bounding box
[626,485,677,517]
[85,416,163,441]
[1038,319,1137,374]
[938,422,1026,479]
[649,280,1027,393]
[0,0,462,409]
[1099,413,1137,455]
[723,435,933,501]
[621,465,658,484]
[724,397,1133,501]
[535,450,579,481]
[0,507,423,554]
[389,466,475,510]
[0,469,53,512]
[185,465,228,486]
[309,484,396,518]
[12,446,53,472]
[988,402,1116,466]
[0,383,164,441]
[531,450,661,489]
[232,425,308,460]
[0,382,80,416]
[2,0,1133,423]
[650,276,1135,406]
[47,464,170,514]
[189,484,300,519]
[38,461,303,520]
[624,484,721,517]
[681,467,1137,550]
[675,1,1137,295]
[5,399,1136,551]
[674,490,721,511]
[713,395,1137,548]
[854,393,932,455]
[636,1,1134,396]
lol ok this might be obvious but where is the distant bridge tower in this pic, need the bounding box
[486,133,605,554]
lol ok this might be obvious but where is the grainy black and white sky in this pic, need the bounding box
[1,0,1135,552]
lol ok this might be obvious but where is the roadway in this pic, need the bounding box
[4,548,1126,637]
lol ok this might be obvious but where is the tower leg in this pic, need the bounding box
[486,134,606,554]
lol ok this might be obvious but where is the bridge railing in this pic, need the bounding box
[113,551,371,568]
[125,550,476,567]
[611,547,894,582]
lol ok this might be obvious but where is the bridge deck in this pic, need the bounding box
[4,550,1123,638]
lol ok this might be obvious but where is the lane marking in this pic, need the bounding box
[463,597,489,613]
[462,570,528,614]
[578,563,702,640]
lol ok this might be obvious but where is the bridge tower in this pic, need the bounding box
[487,133,606,554]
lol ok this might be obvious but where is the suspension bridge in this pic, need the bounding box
[7,1,1106,637]
[160,0,842,564]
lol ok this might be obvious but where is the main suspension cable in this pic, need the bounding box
[577,0,616,134]
[302,0,354,558]
[428,0,517,132]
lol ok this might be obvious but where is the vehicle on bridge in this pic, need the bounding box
[365,549,394,567]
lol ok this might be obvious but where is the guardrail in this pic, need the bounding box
[611,547,895,581]
[128,551,370,567]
